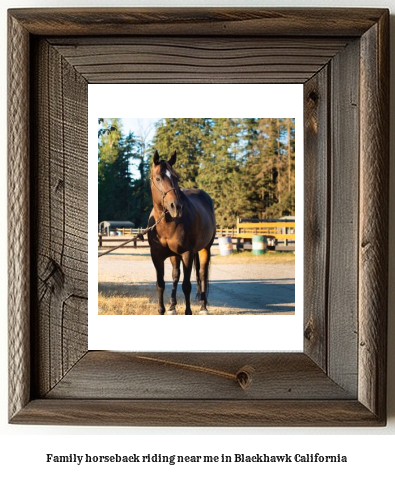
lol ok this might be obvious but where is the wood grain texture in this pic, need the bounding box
[303,67,330,371]
[11,399,384,427]
[359,12,389,420]
[8,8,387,37]
[8,13,31,421]
[31,39,88,397]
[46,352,353,400]
[49,37,350,84]
[7,8,389,426]
[327,40,360,396]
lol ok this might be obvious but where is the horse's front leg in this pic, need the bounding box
[168,255,181,315]
[152,256,166,315]
[181,252,193,315]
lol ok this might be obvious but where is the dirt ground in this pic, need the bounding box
[98,246,295,315]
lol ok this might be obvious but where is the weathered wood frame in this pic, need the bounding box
[8,8,389,426]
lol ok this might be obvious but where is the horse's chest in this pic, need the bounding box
[162,236,189,255]
[155,229,190,254]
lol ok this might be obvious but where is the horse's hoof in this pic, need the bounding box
[167,309,177,315]
[199,309,210,315]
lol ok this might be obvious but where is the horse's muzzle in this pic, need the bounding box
[167,200,183,218]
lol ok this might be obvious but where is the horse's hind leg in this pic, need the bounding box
[152,256,166,315]
[181,252,193,315]
[168,255,181,315]
[197,247,211,315]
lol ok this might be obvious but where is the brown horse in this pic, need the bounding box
[147,150,216,315]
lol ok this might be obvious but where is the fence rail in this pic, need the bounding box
[98,220,295,250]
[217,220,295,247]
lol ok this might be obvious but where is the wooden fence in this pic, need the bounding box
[98,220,295,250]
[234,219,295,243]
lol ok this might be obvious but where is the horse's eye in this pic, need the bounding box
[156,177,160,182]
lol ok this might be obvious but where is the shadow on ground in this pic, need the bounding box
[99,278,295,315]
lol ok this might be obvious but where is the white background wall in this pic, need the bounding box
[1,0,394,476]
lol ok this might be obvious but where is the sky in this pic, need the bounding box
[114,118,160,178]
[121,117,159,146]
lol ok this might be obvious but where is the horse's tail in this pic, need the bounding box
[193,251,210,301]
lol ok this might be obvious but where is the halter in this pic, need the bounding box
[150,172,181,213]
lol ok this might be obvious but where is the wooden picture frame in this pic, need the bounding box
[8,8,389,426]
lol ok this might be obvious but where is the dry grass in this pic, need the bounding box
[98,293,155,315]
[211,250,295,265]
[98,292,243,315]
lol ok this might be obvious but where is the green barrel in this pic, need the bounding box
[252,235,267,255]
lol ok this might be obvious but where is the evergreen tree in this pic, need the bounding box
[197,118,254,226]
[151,118,210,188]
[129,136,152,227]
[134,117,295,227]
[98,118,135,223]
[243,118,295,219]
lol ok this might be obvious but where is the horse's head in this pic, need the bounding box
[151,150,183,219]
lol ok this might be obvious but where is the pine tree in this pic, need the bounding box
[129,136,152,227]
[243,118,295,219]
[151,118,210,188]
[140,117,295,227]
[98,118,135,223]
[197,118,254,226]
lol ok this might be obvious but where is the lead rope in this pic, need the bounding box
[98,210,167,258]
[98,173,178,258]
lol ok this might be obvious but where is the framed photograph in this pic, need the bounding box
[8,8,389,426]
[90,85,303,352]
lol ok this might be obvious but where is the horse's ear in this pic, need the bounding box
[153,150,160,165]
[168,151,177,166]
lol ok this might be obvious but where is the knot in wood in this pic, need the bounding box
[308,90,319,103]
[236,365,255,390]
[304,321,314,341]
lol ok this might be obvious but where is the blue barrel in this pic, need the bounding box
[218,236,233,256]
[252,235,267,255]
